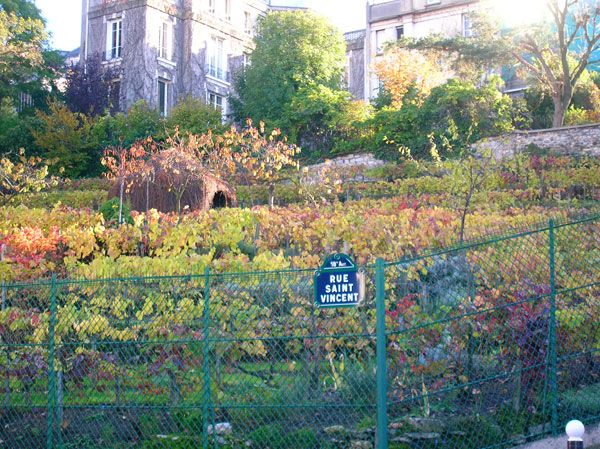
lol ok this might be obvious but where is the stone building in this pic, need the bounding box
[344,29,366,100]
[79,0,302,117]
[364,0,477,99]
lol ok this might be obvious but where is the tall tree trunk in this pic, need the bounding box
[552,97,566,128]
[118,179,124,224]
[268,183,275,209]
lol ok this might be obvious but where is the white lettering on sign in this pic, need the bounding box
[329,274,349,283]
[319,293,360,303]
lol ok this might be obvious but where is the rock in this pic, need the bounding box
[350,440,372,449]
[388,421,404,430]
[324,425,349,436]
[407,417,447,433]
[405,432,441,441]
[207,422,232,435]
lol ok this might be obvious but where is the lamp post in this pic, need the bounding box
[566,420,585,449]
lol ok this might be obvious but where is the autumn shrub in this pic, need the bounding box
[9,190,107,209]
[99,198,133,225]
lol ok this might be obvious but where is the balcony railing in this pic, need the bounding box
[344,29,366,42]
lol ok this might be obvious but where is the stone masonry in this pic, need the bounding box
[477,123,600,158]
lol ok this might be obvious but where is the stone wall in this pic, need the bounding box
[308,153,385,172]
[303,153,386,184]
[477,123,600,158]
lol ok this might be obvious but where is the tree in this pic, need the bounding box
[91,100,162,151]
[165,97,224,136]
[101,143,151,223]
[0,149,59,205]
[402,1,600,128]
[0,10,47,100]
[512,0,600,127]
[0,0,44,20]
[231,10,347,153]
[65,53,121,116]
[192,120,300,208]
[373,48,451,108]
[33,101,99,177]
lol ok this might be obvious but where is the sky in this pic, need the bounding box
[35,0,367,51]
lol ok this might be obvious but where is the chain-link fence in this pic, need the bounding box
[1,215,598,449]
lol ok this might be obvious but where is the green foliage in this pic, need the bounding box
[165,97,224,136]
[248,424,287,449]
[0,0,43,19]
[0,9,46,99]
[340,362,377,405]
[231,10,349,156]
[8,189,107,209]
[0,98,41,155]
[33,101,100,177]
[363,78,520,160]
[560,383,600,421]
[100,197,133,225]
[449,415,503,449]
[140,436,202,449]
[92,100,162,150]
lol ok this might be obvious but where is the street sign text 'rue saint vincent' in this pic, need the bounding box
[314,254,365,308]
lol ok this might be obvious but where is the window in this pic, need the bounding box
[208,0,215,13]
[158,22,171,59]
[244,11,252,34]
[375,29,386,54]
[462,14,473,38]
[224,0,231,20]
[158,80,168,116]
[208,92,223,110]
[396,26,404,40]
[208,36,226,80]
[106,19,122,60]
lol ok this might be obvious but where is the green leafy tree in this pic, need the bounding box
[165,96,224,136]
[92,100,162,150]
[33,101,99,177]
[0,0,44,20]
[231,11,347,154]
[366,78,520,160]
[0,10,46,99]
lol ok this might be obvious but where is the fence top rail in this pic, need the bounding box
[1,211,598,289]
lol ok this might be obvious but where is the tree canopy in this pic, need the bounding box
[397,0,600,128]
[231,10,348,153]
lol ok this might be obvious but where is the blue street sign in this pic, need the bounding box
[314,254,363,308]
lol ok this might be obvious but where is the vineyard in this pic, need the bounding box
[0,153,599,449]
[1,215,599,449]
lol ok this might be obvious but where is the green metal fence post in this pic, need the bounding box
[375,259,388,449]
[47,274,57,449]
[548,220,558,436]
[202,267,212,449]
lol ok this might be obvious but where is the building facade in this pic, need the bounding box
[344,29,366,100]
[80,0,276,116]
[363,0,477,99]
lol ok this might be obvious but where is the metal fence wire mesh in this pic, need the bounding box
[0,215,598,449]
